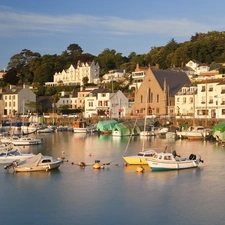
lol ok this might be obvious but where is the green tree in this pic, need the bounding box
[3,67,20,85]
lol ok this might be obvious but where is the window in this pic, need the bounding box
[157,94,159,103]
[201,97,206,104]
[89,102,93,107]
[209,85,213,91]
[201,86,206,92]
[183,97,186,103]
[209,97,213,104]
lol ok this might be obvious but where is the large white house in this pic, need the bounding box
[45,60,100,86]
[84,89,129,118]
[175,80,225,120]
[2,84,36,115]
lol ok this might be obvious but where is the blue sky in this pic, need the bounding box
[1,0,225,70]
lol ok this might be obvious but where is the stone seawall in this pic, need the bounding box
[6,116,222,129]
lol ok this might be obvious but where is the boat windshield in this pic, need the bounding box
[145,153,154,157]
[137,153,144,156]
[9,150,20,156]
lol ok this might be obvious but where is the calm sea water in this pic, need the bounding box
[1,131,225,225]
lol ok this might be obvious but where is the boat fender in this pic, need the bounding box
[78,161,86,167]
[93,163,101,169]
[123,162,127,167]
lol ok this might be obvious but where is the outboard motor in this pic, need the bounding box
[189,154,196,160]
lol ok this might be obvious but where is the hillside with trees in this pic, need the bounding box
[2,31,225,91]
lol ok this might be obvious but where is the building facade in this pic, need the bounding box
[84,89,129,119]
[2,85,36,115]
[45,60,100,86]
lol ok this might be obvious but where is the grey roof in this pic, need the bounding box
[71,88,80,98]
[152,69,191,96]
[87,88,110,97]
[3,87,23,94]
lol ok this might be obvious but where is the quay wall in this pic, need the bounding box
[5,116,223,128]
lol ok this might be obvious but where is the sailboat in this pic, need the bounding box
[122,89,157,165]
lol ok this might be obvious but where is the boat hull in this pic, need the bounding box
[14,161,62,172]
[74,128,88,133]
[123,156,152,165]
[148,160,199,171]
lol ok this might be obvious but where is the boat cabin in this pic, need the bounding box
[74,121,87,128]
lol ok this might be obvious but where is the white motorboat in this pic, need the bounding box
[140,125,156,136]
[1,135,42,145]
[1,135,20,144]
[10,136,42,146]
[176,126,211,140]
[74,121,92,133]
[21,122,42,132]
[0,147,35,165]
[37,127,54,133]
[123,149,157,165]
[4,153,62,172]
[186,127,212,140]
[147,150,204,171]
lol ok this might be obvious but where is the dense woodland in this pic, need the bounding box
[2,31,225,97]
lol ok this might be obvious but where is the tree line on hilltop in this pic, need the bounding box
[2,30,225,95]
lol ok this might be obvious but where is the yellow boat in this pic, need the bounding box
[123,149,156,165]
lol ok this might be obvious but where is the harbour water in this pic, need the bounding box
[1,131,225,225]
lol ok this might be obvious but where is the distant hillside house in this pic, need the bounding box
[45,60,100,86]
[133,68,191,116]
[183,60,220,80]
[102,69,130,84]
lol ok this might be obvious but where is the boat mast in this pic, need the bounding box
[142,88,148,151]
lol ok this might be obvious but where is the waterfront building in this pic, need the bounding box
[174,80,225,120]
[175,84,197,117]
[132,66,190,117]
[2,84,36,116]
[84,89,129,119]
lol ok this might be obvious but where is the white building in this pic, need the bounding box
[175,84,197,117]
[175,80,225,120]
[84,89,129,119]
[102,69,130,84]
[2,84,36,115]
[129,71,146,90]
[45,60,100,86]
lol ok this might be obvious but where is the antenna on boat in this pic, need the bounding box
[164,146,167,153]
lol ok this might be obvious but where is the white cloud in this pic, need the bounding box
[0,6,221,38]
